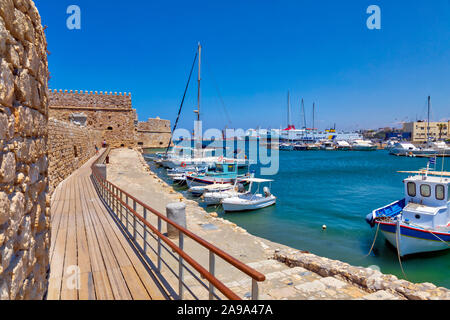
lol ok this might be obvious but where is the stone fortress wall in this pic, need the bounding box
[48,90,137,149]
[0,0,51,300]
[136,117,172,148]
[47,119,103,193]
[49,90,172,149]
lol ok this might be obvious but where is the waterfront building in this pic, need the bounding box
[403,121,450,143]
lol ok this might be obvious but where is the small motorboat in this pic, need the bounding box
[366,166,450,256]
[188,183,234,197]
[186,162,250,188]
[222,178,276,212]
[202,179,250,206]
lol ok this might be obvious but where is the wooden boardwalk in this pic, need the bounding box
[47,154,170,300]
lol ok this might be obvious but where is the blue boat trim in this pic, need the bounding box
[377,221,450,242]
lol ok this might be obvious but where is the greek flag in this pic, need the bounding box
[429,156,436,165]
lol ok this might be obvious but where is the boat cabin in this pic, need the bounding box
[402,173,450,229]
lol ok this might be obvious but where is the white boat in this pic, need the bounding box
[203,178,251,206]
[366,167,450,256]
[431,141,450,155]
[389,142,419,156]
[335,140,351,151]
[279,143,294,151]
[189,183,234,197]
[222,178,276,212]
[351,139,377,151]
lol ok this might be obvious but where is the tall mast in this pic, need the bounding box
[312,102,316,141]
[301,98,306,129]
[287,91,291,127]
[195,43,202,121]
[427,95,431,144]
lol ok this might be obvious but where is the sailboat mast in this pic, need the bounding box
[301,98,306,129]
[313,102,315,131]
[196,43,202,122]
[427,95,431,144]
[287,91,291,127]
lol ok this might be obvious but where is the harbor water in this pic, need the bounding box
[145,148,450,289]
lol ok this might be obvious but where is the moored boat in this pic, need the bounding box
[222,178,276,212]
[366,167,450,256]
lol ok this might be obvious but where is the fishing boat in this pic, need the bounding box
[351,139,377,151]
[222,178,276,212]
[365,165,450,256]
[186,162,250,188]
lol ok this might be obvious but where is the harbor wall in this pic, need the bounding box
[47,118,103,193]
[0,0,50,300]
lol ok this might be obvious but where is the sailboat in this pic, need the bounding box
[164,43,248,169]
[280,91,295,151]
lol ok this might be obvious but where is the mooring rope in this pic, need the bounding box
[366,221,381,257]
[395,219,408,280]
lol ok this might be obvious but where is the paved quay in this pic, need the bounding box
[106,148,450,300]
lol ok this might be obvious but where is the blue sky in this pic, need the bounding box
[37,0,450,131]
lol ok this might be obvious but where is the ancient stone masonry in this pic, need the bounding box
[136,117,172,148]
[47,118,102,193]
[48,90,137,148]
[49,90,172,149]
[0,0,50,300]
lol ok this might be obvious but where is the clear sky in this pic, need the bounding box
[37,0,450,132]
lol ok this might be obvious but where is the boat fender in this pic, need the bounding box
[365,212,376,228]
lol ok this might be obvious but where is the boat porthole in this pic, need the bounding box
[415,214,421,219]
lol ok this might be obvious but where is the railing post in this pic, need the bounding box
[252,279,259,300]
[125,195,129,225]
[133,200,137,239]
[157,217,162,272]
[178,233,184,300]
[209,251,215,300]
[143,207,147,253]
[120,190,123,221]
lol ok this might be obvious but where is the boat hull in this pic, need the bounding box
[222,196,276,212]
[377,222,450,256]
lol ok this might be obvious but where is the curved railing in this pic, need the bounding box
[90,148,265,300]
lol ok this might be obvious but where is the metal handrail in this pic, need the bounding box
[90,148,265,300]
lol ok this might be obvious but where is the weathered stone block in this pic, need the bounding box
[0,59,14,107]
[0,152,16,182]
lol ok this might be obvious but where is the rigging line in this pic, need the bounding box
[165,52,198,155]
[203,59,233,127]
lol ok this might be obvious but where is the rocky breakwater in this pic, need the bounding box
[0,0,51,300]
[274,249,450,300]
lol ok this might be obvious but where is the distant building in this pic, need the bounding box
[403,121,450,142]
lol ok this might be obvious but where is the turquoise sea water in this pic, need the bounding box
[146,149,450,288]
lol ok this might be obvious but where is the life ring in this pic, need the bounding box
[181,162,187,168]
[218,156,224,162]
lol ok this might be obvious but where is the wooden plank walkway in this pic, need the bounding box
[47,153,170,300]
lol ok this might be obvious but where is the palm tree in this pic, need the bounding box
[437,123,447,140]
